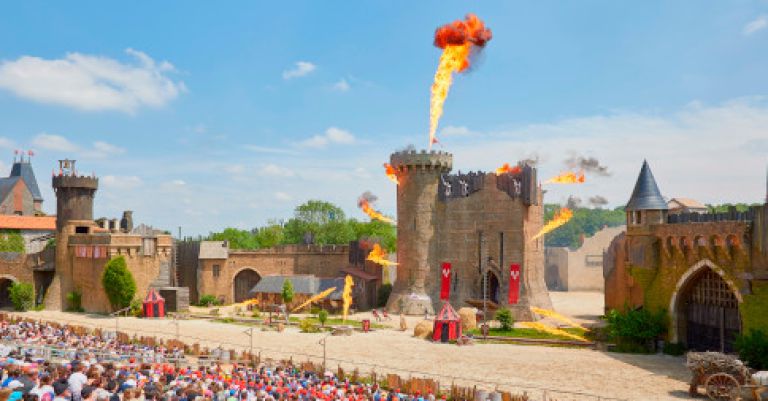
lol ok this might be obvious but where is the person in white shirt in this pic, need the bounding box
[68,364,88,401]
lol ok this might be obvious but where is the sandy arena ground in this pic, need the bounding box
[12,292,693,401]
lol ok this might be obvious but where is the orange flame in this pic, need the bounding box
[383,163,399,185]
[544,170,585,184]
[291,287,336,313]
[495,163,522,176]
[429,14,492,148]
[357,197,394,224]
[366,244,398,266]
[532,207,573,240]
[519,322,588,342]
[342,274,354,322]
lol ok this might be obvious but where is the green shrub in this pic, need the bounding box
[251,307,261,318]
[309,306,322,315]
[66,290,84,312]
[318,310,329,327]
[101,256,137,310]
[735,329,768,370]
[495,308,514,331]
[281,280,294,304]
[0,230,25,253]
[604,307,667,353]
[377,283,392,307]
[299,318,319,333]
[9,282,34,311]
[197,294,221,306]
[662,342,686,356]
[129,299,143,317]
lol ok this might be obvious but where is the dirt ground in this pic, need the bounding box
[13,292,693,401]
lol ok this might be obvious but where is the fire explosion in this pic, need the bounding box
[495,163,522,176]
[532,207,573,240]
[366,243,398,266]
[358,192,394,224]
[429,14,492,148]
[383,163,399,185]
[342,274,354,322]
[545,170,585,184]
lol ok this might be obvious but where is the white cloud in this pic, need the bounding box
[224,164,246,174]
[299,127,356,148]
[31,133,124,159]
[440,125,476,137]
[0,137,14,149]
[260,164,295,177]
[743,15,767,35]
[101,175,143,190]
[274,192,293,201]
[332,78,350,92]
[282,61,316,80]
[451,97,768,207]
[171,179,186,186]
[243,145,298,155]
[0,48,186,113]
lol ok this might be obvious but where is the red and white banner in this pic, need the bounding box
[508,263,521,304]
[440,262,452,300]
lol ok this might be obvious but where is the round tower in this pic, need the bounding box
[386,149,452,315]
[52,159,98,231]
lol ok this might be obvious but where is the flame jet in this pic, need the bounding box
[342,275,354,322]
[366,243,398,266]
[429,14,492,148]
[495,163,521,176]
[383,163,399,185]
[545,170,586,184]
[358,192,394,224]
[532,208,574,240]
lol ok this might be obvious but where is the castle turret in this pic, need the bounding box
[626,160,668,232]
[386,150,452,314]
[52,159,98,231]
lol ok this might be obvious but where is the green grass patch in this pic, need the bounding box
[467,327,588,341]
[289,316,387,329]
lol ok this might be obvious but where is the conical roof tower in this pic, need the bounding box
[626,160,667,211]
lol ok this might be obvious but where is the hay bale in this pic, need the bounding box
[458,307,478,330]
[413,320,433,339]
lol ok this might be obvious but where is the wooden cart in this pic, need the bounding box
[687,352,767,401]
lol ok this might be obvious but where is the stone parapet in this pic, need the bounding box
[390,150,452,171]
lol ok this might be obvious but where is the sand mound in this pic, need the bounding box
[458,307,477,330]
[413,320,433,339]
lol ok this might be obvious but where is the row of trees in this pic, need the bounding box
[207,200,397,251]
[543,205,625,248]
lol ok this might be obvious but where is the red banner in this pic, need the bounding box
[440,262,452,300]
[509,263,521,304]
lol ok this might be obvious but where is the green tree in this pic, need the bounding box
[283,200,354,245]
[318,309,329,327]
[208,228,260,250]
[495,308,514,331]
[0,230,25,253]
[350,219,397,251]
[9,282,34,311]
[281,279,294,304]
[101,256,137,310]
[543,205,625,248]
[253,222,284,248]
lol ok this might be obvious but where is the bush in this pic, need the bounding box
[9,282,34,311]
[101,256,137,310]
[129,299,143,317]
[318,310,328,327]
[604,307,667,353]
[735,329,768,370]
[299,318,319,333]
[197,294,221,307]
[495,308,514,331]
[0,230,25,253]
[251,308,261,318]
[377,283,392,307]
[663,342,686,356]
[282,280,294,304]
[66,290,84,312]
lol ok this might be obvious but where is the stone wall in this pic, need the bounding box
[547,226,624,292]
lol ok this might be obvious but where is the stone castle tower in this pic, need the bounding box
[386,149,552,320]
[48,159,99,309]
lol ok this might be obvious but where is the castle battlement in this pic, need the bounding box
[390,149,452,171]
[52,175,99,190]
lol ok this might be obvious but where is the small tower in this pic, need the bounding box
[386,149,452,314]
[626,160,668,233]
[52,159,98,231]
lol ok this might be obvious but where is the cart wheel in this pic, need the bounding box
[705,373,741,401]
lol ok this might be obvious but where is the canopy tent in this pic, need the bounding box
[432,302,461,343]
[143,288,165,318]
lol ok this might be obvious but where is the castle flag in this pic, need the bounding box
[509,263,521,304]
[440,262,452,300]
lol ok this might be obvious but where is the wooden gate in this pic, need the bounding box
[233,269,261,303]
[682,269,740,352]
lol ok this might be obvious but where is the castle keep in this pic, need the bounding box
[604,161,768,352]
[386,150,552,320]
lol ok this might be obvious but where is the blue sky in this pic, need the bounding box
[0,2,767,235]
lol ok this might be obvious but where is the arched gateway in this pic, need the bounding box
[672,262,742,352]
[233,268,261,303]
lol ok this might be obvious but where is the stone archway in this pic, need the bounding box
[669,259,742,352]
[233,268,261,303]
[0,275,18,308]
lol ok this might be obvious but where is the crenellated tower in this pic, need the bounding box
[386,150,452,314]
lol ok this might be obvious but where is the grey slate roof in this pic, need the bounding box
[0,177,20,204]
[249,275,344,300]
[198,241,229,259]
[626,160,668,211]
[10,162,43,201]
